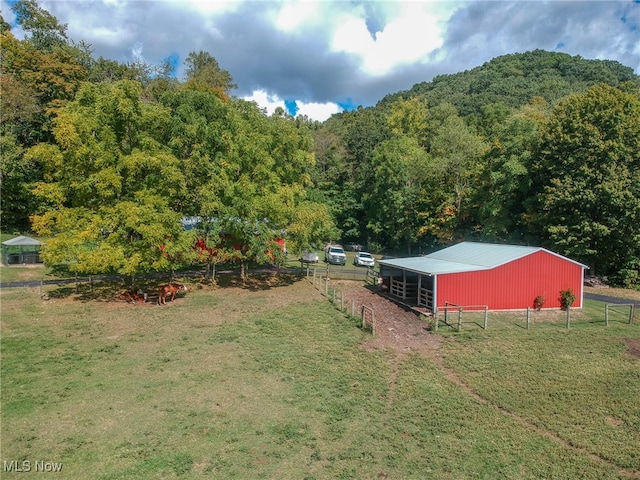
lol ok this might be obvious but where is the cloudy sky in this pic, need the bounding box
[3,0,639,120]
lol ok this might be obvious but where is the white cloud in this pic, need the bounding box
[295,100,342,121]
[130,42,145,63]
[370,4,444,70]
[243,89,341,122]
[4,0,637,115]
[275,1,320,32]
[330,3,451,76]
[332,13,375,60]
[243,89,283,115]
[184,0,242,15]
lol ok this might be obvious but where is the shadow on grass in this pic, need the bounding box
[208,272,300,291]
[45,271,303,302]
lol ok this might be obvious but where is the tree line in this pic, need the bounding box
[307,52,640,287]
[1,1,639,287]
[1,0,337,280]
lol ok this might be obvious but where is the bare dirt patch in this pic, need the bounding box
[334,281,442,358]
[624,338,640,359]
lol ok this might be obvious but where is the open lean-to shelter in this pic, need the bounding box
[377,242,587,313]
[1,235,43,265]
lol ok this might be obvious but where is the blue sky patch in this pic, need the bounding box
[163,53,180,77]
[338,99,356,112]
[284,99,299,117]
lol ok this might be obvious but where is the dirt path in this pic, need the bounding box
[338,282,442,357]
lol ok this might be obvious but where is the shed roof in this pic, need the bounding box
[378,242,587,275]
[2,235,41,246]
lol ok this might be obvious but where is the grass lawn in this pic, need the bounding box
[1,275,639,479]
[0,264,60,285]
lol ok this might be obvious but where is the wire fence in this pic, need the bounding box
[433,303,637,332]
[5,263,635,333]
[306,266,376,335]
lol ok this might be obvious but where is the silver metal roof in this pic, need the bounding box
[2,235,41,246]
[378,242,587,275]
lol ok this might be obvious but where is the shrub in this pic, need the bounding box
[559,288,576,310]
[533,295,545,311]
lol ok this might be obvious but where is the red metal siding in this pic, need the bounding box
[436,251,584,311]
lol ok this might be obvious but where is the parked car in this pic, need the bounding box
[301,250,319,263]
[353,251,375,268]
[325,246,347,265]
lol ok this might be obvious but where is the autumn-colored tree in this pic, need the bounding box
[1,6,87,144]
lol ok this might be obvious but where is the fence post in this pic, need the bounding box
[630,305,635,325]
[90,275,93,293]
[39,280,43,297]
[351,299,355,317]
[605,304,609,326]
[324,274,328,296]
[566,306,571,329]
[457,307,462,331]
[483,306,488,329]
[340,291,344,312]
[526,307,530,330]
[433,313,438,332]
[371,310,375,335]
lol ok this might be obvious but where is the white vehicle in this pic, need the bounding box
[325,246,347,265]
[302,250,319,263]
[353,252,375,268]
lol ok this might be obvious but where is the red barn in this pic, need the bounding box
[378,242,587,312]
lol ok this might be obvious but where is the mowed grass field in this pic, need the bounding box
[1,272,639,479]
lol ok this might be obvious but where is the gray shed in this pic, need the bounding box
[2,236,43,265]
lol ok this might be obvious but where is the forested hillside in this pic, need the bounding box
[2,1,639,286]
[381,49,637,116]
[309,52,640,286]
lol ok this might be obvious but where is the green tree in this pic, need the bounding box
[529,84,640,286]
[12,0,68,51]
[428,108,487,241]
[386,96,429,147]
[471,97,550,241]
[308,124,358,240]
[0,133,37,231]
[28,80,193,277]
[365,135,431,253]
[326,106,391,243]
[184,51,237,98]
[161,90,332,277]
[211,99,317,277]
